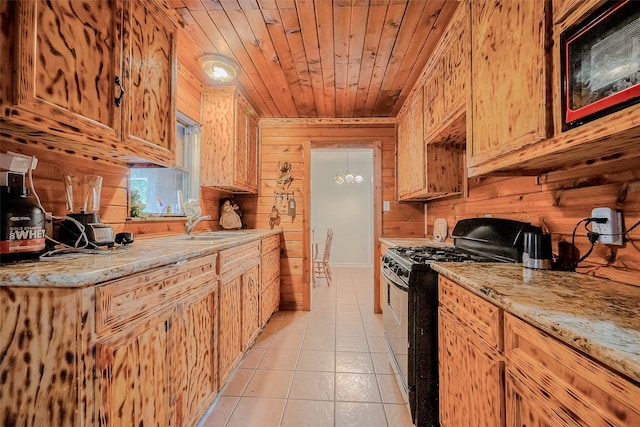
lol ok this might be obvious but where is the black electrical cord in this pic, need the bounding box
[571,218,589,269]
[571,217,608,269]
[623,219,640,237]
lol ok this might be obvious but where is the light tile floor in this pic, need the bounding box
[199,266,414,427]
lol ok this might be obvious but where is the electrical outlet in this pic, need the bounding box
[591,207,623,245]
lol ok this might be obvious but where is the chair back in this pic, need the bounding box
[323,228,334,262]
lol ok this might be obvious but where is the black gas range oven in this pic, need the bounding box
[381,218,540,426]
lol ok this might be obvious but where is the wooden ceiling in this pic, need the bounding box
[169,0,460,119]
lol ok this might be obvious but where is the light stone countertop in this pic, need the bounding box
[0,229,280,288]
[431,262,640,385]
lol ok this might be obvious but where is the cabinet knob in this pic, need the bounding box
[114,76,125,107]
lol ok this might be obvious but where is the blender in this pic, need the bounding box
[58,174,115,248]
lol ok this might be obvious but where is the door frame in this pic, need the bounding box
[303,140,383,313]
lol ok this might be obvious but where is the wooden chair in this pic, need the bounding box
[312,228,334,287]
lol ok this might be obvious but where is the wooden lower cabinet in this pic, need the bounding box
[439,277,640,427]
[173,286,219,426]
[260,235,281,327]
[260,275,280,326]
[438,277,504,427]
[0,254,219,427]
[219,270,243,386]
[0,235,283,426]
[96,310,173,427]
[95,255,219,427]
[242,262,261,350]
[504,313,640,427]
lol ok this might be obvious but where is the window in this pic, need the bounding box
[129,113,201,217]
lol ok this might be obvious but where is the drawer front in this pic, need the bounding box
[439,276,502,351]
[261,234,280,255]
[96,254,217,334]
[261,249,280,291]
[219,240,260,275]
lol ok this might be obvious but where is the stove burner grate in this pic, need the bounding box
[392,245,496,264]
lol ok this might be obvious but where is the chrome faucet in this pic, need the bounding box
[185,214,211,235]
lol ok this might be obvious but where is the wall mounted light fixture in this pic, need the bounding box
[199,54,240,83]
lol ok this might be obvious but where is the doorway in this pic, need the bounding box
[310,149,374,268]
[303,140,383,313]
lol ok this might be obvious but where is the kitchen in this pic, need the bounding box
[1,0,639,426]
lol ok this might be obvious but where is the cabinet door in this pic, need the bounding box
[242,263,261,349]
[121,0,176,164]
[261,249,281,291]
[8,0,121,141]
[219,272,243,385]
[438,307,504,427]
[504,313,640,427]
[173,286,218,427]
[201,88,259,193]
[442,11,467,120]
[246,113,259,192]
[423,64,440,138]
[397,91,425,198]
[201,91,234,188]
[96,310,172,427]
[235,100,250,188]
[260,276,280,327]
[468,0,550,171]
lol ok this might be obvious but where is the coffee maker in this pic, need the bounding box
[58,174,115,248]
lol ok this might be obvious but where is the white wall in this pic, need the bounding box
[311,149,374,267]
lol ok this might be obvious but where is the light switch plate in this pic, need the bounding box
[383,201,390,212]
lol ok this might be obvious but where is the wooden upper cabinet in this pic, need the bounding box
[201,87,259,194]
[467,0,552,176]
[7,0,121,139]
[424,4,467,142]
[397,90,426,198]
[465,0,640,176]
[121,0,177,163]
[397,3,466,201]
[551,0,600,25]
[1,0,178,167]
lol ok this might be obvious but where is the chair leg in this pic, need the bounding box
[312,261,317,287]
[323,262,331,286]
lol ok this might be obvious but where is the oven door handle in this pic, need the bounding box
[382,266,409,292]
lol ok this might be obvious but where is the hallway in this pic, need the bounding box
[199,266,414,427]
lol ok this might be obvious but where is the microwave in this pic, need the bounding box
[561,0,640,130]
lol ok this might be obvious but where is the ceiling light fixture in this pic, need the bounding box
[199,54,240,83]
[334,151,363,185]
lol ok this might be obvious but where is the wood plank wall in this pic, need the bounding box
[426,157,640,288]
[236,120,425,311]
